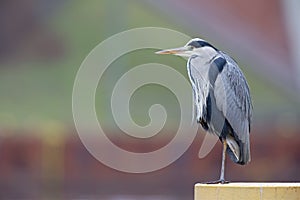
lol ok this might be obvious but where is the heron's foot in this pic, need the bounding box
[204,179,229,184]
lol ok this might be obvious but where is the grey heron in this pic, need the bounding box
[156,38,253,183]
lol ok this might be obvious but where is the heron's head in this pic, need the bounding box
[156,38,218,58]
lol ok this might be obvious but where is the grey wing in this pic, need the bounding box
[213,55,253,143]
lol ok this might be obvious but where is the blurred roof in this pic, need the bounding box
[145,0,300,100]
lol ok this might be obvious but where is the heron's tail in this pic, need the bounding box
[226,135,251,165]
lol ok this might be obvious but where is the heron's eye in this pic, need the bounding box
[188,46,194,51]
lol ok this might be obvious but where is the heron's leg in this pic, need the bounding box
[204,140,229,184]
[219,140,227,183]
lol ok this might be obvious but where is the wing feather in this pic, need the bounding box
[214,53,253,143]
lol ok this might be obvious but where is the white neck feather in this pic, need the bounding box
[194,46,218,62]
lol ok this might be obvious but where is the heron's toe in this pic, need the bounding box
[203,179,229,184]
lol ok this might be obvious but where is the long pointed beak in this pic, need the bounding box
[155,46,189,55]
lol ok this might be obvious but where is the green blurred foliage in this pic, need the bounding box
[0,0,298,131]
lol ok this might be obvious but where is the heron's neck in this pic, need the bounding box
[194,47,219,63]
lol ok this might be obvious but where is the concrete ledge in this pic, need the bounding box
[195,182,300,200]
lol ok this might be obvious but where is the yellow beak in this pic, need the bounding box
[155,46,189,55]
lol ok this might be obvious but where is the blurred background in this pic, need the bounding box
[0,0,300,199]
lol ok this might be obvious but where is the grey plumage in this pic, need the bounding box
[188,50,252,164]
[156,38,253,183]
